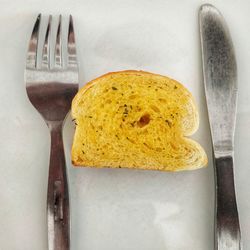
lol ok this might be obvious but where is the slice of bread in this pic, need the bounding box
[71,70,207,171]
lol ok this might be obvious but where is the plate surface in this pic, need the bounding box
[0,0,250,249]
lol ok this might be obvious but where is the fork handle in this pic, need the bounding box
[47,123,70,250]
[214,155,241,250]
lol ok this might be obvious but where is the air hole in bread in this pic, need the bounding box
[150,105,160,113]
[129,94,138,99]
[170,142,178,150]
[143,142,152,149]
[159,98,166,103]
[126,137,135,143]
[76,156,82,162]
[137,114,150,128]
[106,99,112,104]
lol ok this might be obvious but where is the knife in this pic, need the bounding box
[199,4,241,250]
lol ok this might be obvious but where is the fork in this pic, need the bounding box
[25,14,79,250]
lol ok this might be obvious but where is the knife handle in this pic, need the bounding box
[214,156,241,250]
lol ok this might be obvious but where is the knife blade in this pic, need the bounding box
[199,4,241,250]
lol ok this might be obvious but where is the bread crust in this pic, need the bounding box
[72,70,199,135]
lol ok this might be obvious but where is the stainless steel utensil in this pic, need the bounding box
[199,4,241,250]
[25,14,79,250]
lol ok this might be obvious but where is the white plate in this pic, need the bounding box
[0,0,250,249]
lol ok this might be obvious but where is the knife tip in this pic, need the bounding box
[199,3,217,14]
[199,3,223,23]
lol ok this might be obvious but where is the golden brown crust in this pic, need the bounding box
[72,70,199,134]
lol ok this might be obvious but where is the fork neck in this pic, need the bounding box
[47,121,63,132]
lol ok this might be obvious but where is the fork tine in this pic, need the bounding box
[26,14,41,69]
[67,15,77,68]
[41,15,52,69]
[54,15,62,68]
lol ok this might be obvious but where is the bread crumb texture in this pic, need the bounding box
[71,70,207,171]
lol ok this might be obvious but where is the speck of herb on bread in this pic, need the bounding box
[165,120,172,127]
[72,118,78,125]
